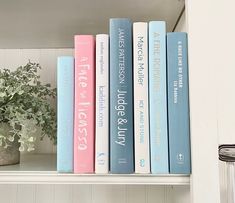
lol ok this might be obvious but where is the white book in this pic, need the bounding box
[133,22,150,173]
[95,34,109,174]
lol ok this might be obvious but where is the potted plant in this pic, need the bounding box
[0,62,56,165]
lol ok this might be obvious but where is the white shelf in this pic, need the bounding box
[0,154,190,185]
[0,0,184,48]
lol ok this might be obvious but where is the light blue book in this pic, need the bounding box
[57,56,74,173]
[167,32,191,174]
[149,21,169,174]
[109,18,134,173]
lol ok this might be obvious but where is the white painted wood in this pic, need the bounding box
[170,186,190,203]
[0,185,17,203]
[54,185,73,203]
[126,185,146,203]
[0,0,184,48]
[101,185,126,203]
[72,185,92,203]
[146,186,165,203]
[35,185,54,203]
[186,0,221,202]
[0,174,190,185]
[16,185,36,203]
[92,185,117,203]
[0,155,189,185]
[215,3,235,146]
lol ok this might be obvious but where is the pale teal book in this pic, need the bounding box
[109,18,134,173]
[167,32,191,174]
[57,56,74,173]
[149,21,169,174]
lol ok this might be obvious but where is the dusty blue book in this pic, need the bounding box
[57,56,74,173]
[109,18,134,173]
[167,32,191,174]
[149,21,169,174]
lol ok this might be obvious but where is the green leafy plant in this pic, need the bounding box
[0,62,56,152]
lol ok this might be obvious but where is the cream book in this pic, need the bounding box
[95,34,109,174]
[133,22,150,173]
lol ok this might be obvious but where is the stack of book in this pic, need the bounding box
[57,18,191,174]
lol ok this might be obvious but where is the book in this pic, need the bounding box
[95,34,109,174]
[149,21,169,174]
[167,32,191,174]
[57,56,74,173]
[74,35,95,173]
[133,22,150,173]
[109,18,134,174]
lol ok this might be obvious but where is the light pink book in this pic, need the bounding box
[74,35,95,173]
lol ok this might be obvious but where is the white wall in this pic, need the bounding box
[0,185,190,203]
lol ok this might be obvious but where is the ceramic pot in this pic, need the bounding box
[0,123,20,166]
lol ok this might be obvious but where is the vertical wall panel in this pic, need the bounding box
[72,185,92,203]
[100,185,126,203]
[126,185,146,203]
[92,185,115,203]
[0,185,17,203]
[54,185,73,203]
[16,185,36,203]
[170,186,190,203]
[187,0,235,202]
[35,185,54,203]
[146,186,165,203]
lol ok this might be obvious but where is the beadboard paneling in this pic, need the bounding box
[72,185,92,203]
[126,185,146,203]
[0,185,17,203]
[35,185,54,203]
[54,185,73,203]
[0,184,190,203]
[16,185,36,203]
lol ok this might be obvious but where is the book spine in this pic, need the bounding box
[74,35,95,173]
[149,21,169,174]
[95,34,109,174]
[57,56,74,173]
[167,32,191,174]
[109,18,134,173]
[133,22,150,173]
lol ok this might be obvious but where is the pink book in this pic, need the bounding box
[74,35,95,173]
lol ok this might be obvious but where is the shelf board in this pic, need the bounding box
[0,154,190,185]
[0,0,184,48]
